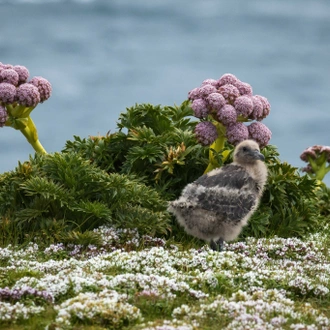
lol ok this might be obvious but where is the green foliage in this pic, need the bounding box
[63,103,327,241]
[63,102,209,200]
[312,183,330,235]
[0,152,170,246]
[243,145,321,238]
[2,101,327,246]
[0,268,42,288]
[315,183,330,219]
[56,230,104,246]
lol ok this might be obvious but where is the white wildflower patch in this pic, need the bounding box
[172,288,329,329]
[0,226,329,328]
[141,323,195,330]
[0,243,39,263]
[55,289,142,328]
[0,301,44,321]
[139,318,197,330]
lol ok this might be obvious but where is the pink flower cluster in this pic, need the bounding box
[0,105,7,127]
[189,73,271,147]
[300,145,330,174]
[0,62,52,108]
[300,145,330,163]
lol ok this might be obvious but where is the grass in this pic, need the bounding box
[0,226,329,330]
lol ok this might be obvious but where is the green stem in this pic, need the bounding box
[307,154,330,181]
[314,162,330,181]
[307,156,319,174]
[19,117,48,154]
[5,104,15,116]
[204,122,227,174]
[12,105,36,118]
[4,104,48,154]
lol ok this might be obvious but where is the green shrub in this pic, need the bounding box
[1,101,327,247]
[63,102,209,200]
[244,145,321,238]
[0,152,170,247]
[63,102,325,241]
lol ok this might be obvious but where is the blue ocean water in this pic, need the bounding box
[1,0,330,184]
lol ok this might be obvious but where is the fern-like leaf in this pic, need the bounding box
[20,176,71,207]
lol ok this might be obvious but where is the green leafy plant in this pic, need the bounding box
[312,183,330,237]
[300,145,330,181]
[63,101,209,200]
[64,102,323,241]
[243,145,321,238]
[0,59,327,245]
[0,152,170,246]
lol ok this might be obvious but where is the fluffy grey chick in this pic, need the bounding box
[168,139,268,251]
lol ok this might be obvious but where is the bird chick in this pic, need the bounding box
[168,139,268,251]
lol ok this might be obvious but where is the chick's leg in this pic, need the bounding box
[210,238,224,251]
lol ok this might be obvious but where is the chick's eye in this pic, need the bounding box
[242,147,248,152]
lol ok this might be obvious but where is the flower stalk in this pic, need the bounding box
[204,121,227,173]
[300,145,330,182]
[4,104,47,154]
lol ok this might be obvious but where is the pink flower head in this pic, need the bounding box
[29,76,52,102]
[300,146,318,162]
[0,105,7,127]
[320,146,330,162]
[191,98,209,119]
[300,145,330,162]
[226,122,249,145]
[188,87,201,101]
[199,84,217,99]
[0,69,19,86]
[248,122,272,148]
[254,95,271,120]
[194,121,218,146]
[236,81,253,96]
[234,95,253,118]
[201,79,218,87]
[206,92,226,112]
[16,83,40,107]
[320,146,330,153]
[250,95,264,120]
[301,164,313,174]
[0,64,13,71]
[0,82,16,104]
[217,104,237,126]
[218,84,240,104]
[13,65,29,84]
[217,73,239,87]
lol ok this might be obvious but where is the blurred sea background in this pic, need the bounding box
[1,0,330,184]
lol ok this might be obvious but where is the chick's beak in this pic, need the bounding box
[254,150,265,161]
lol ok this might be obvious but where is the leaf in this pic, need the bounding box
[20,176,71,207]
